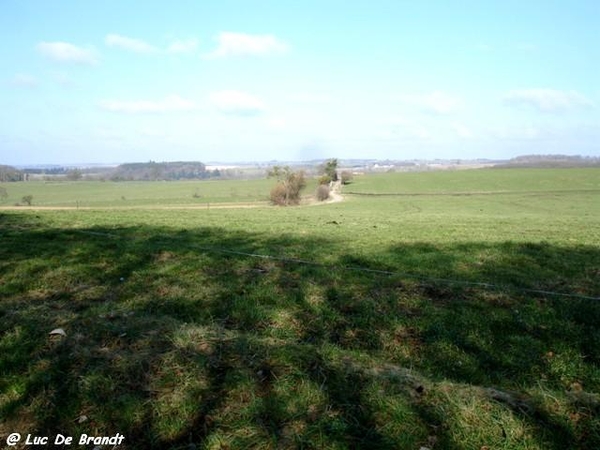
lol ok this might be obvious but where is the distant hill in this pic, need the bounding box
[497,155,600,168]
[6,155,600,182]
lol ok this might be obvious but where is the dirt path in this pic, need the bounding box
[328,180,344,203]
[0,184,346,211]
[0,202,268,211]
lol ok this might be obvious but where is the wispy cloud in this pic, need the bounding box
[98,95,197,113]
[167,38,199,54]
[209,90,266,115]
[503,89,594,113]
[36,41,98,65]
[105,34,158,54]
[10,73,38,88]
[205,32,288,58]
[398,91,462,115]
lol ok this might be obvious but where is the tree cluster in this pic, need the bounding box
[319,158,339,185]
[109,161,209,181]
[0,165,24,182]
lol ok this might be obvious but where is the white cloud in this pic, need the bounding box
[452,122,474,139]
[503,89,594,113]
[398,91,462,115]
[11,73,38,88]
[105,34,158,54]
[37,41,98,65]
[206,32,288,58]
[139,127,167,138]
[49,71,76,88]
[167,38,199,54]
[266,117,287,130]
[99,95,197,113]
[288,93,332,104]
[209,90,266,115]
[488,125,556,141]
[387,117,430,139]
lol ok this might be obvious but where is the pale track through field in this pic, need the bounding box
[0,183,345,211]
[327,180,344,203]
[0,203,265,211]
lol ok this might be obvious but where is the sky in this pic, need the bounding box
[1,0,599,165]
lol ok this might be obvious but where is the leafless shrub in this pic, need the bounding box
[316,184,330,201]
[268,166,306,206]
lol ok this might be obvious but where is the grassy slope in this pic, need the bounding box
[1,168,599,449]
[347,167,600,194]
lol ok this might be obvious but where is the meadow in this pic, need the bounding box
[1,167,599,449]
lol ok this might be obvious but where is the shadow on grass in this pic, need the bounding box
[1,212,599,449]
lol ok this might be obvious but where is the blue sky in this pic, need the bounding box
[1,0,598,165]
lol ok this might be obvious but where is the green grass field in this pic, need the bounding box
[1,168,599,449]
[0,178,281,207]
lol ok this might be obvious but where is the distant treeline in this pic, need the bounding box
[22,167,71,175]
[0,165,26,182]
[1,161,220,182]
[108,161,212,181]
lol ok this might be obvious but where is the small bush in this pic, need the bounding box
[341,171,353,185]
[270,183,289,206]
[318,175,332,185]
[22,195,33,206]
[316,184,330,201]
[66,169,83,181]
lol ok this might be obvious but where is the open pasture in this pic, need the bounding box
[1,168,599,449]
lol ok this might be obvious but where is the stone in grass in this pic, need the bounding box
[49,328,67,337]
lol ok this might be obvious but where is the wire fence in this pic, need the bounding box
[184,244,600,302]
[74,229,600,302]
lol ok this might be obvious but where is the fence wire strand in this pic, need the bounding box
[168,241,600,302]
